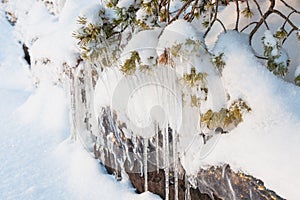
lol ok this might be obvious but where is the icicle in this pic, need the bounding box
[164,126,170,200]
[185,174,191,200]
[173,130,179,200]
[155,122,159,173]
[143,138,148,192]
[69,68,77,141]
[132,135,137,155]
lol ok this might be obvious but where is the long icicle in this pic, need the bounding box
[173,130,179,200]
[185,174,191,200]
[164,126,170,200]
[69,68,77,141]
[143,138,148,192]
[156,122,159,173]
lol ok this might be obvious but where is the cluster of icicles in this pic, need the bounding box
[69,60,219,199]
[68,60,284,200]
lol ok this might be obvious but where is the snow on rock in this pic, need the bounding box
[54,139,161,200]
[0,11,32,90]
[201,31,300,200]
[0,6,161,200]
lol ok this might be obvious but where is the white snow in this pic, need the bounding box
[0,7,160,200]
[1,0,300,199]
[200,31,300,200]
[295,65,300,78]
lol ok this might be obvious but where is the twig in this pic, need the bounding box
[255,55,268,60]
[249,0,275,45]
[273,9,298,30]
[282,10,297,29]
[279,0,300,14]
[253,0,269,29]
[282,28,296,45]
[234,0,240,31]
[241,21,258,32]
[204,0,220,38]
[169,0,194,24]
[187,0,199,22]
[216,18,227,33]
[166,0,170,23]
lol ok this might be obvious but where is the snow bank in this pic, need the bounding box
[0,11,32,90]
[201,31,300,200]
[54,139,161,200]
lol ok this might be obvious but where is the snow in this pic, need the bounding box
[201,31,300,200]
[116,0,135,9]
[158,19,202,50]
[1,0,300,199]
[0,7,160,200]
[121,29,161,66]
[263,30,277,47]
[0,13,32,91]
[295,65,300,78]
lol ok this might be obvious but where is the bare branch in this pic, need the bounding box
[253,0,269,29]
[204,0,220,38]
[216,18,227,33]
[169,0,194,24]
[279,0,300,14]
[241,21,258,32]
[234,0,240,31]
[282,28,296,45]
[187,0,199,22]
[249,0,275,45]
[273,9,298,30]
[282,10,297,29]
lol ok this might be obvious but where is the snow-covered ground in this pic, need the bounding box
[0,9,160,200]
[1,0,300,199]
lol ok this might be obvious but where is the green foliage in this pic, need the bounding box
[170,38,203,58]
[183,67,207,87]
[242,7,254,19]
[190,95,201,107]
[295,75,300,86]
[211,53,226,72]
[200,98,251,131]
[120,51,141,75]
[262,32,290,78]
[274,28,287,40]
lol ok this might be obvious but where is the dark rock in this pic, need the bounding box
[22,44,31,66]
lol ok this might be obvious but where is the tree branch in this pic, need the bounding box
[253,0,269,29]
[282,28,296,45]
[249,0,275,45]
[204,0,220,38]
[169,0,194,24]
[279,0,300,14]
[241,21,258,32]
[234,0,240,31]
[273,9,298,30]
